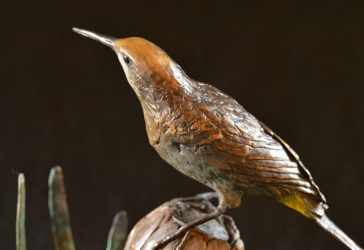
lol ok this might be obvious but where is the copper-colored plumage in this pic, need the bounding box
[73,28,362,250]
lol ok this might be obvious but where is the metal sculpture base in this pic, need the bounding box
[125,194,244,250]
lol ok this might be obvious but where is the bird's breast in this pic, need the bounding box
[153,137,220,190]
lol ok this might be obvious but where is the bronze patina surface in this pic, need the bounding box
[73,28,362,250]
[125,193,243,250]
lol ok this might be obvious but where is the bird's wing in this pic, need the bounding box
[257,120,326,203]
[188,83,326,203]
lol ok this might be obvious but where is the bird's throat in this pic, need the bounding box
[140,99,161,146]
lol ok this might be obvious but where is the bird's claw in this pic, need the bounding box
[153,241,162,250]
[195,192,218,200]
[153,227,187,249]
[171,192,218,203]
[153,236,172,250]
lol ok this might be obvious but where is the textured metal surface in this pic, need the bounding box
[124,194,244,250]
[74,28,362,250]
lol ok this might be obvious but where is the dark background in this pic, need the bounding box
[1,1,363,249]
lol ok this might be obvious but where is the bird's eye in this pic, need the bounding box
[123,56,131,65]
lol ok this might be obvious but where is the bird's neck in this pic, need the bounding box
[138,88,162,146]
[138,71,194,146]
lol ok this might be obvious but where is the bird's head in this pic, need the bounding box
[73,28,185,100]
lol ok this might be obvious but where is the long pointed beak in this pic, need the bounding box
[72,27,117,49]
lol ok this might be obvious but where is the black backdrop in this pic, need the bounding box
[1,1,364,249]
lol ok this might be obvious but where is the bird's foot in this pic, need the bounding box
[196,192,218,200]
[153,203,226,249]
[171,192,218,203]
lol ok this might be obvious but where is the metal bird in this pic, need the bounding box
[73,28,362,250]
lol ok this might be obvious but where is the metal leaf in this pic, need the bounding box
[16,173,26,250]
[106,211,128,250]
[48,166,76,250]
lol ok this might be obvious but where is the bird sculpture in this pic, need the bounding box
[73,28,362,250]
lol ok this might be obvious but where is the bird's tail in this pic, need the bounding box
[279,193,362,249]
[315,214,362,250]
